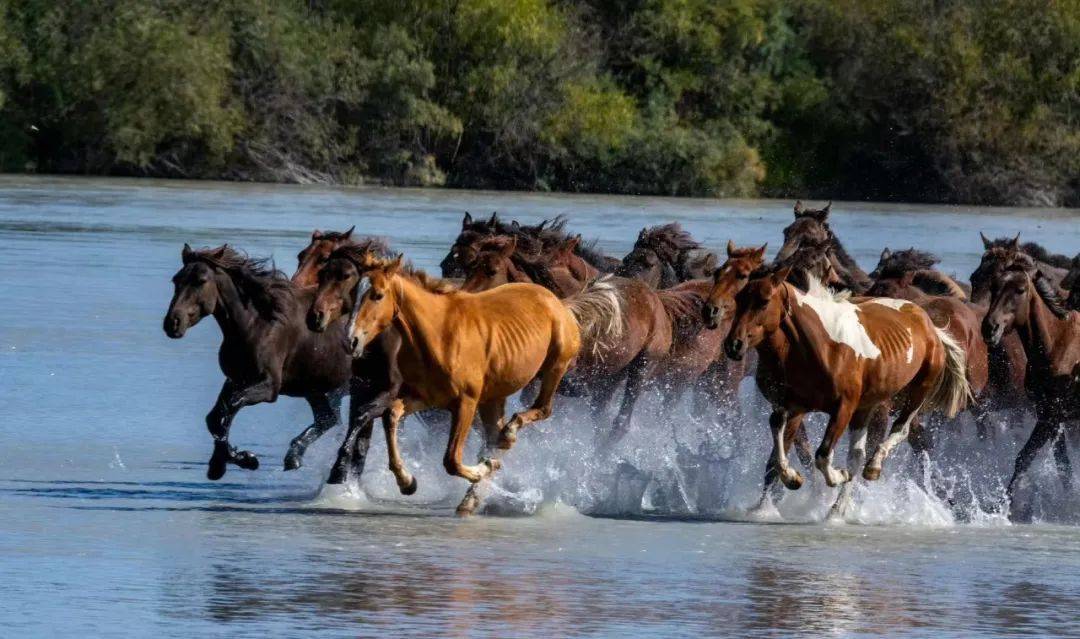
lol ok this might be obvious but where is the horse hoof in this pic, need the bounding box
[326,467,348,485]
[862,466,881,481]
[400,476,418,496]
[234,452,260,471]
[456,493,480,517]
[283,452,302,471]
[781,471,803,490]
[497,430,517,450]
[207,460,227,481]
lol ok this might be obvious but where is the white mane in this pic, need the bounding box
[794,275,881,359]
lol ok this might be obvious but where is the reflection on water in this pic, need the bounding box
[1,176,1079,636]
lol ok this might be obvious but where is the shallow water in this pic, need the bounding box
[1,176,1079,637]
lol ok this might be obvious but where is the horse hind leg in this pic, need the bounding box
[828,411,872,522]
[383,400,417,496]
[864,400,922,482]
[1053,424,1073,493]
[284,392,341,471]
[814,400,858,488]
[498,354,573,451]
[457,399,507,516]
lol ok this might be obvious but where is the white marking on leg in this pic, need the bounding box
[816,446,851,487]
[829,427,868,520]
[869,409,919,473]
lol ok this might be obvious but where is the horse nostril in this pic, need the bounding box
[349,336,360,352]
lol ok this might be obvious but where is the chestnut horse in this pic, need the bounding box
[347,256,582,515]
[163,245,353,480]
[725,269,971,518]
[982,265,1080,520]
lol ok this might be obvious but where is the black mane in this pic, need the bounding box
[188,246,294,320]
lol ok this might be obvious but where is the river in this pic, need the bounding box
[1,176,1079,637]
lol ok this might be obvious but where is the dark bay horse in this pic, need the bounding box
[346,256,582,515]
[460,235,585,297]
[440,212,617,278]
[983,265,1080,520]
[164,245,353,480]
[616,223,717,289]
[970,234,1070,304]
[774,201,873,294]
[725,268,970,518]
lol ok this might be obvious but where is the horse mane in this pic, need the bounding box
[873,248,940,278]
[657,288,705,338]
[461,212,613,271]
[911,270,967,299]
[636,223,702,255]
[986,237,1071,269]
[330,242,405,270]
[188,245,294,320]
[1032,272,1071,319]
[802,273,853,303]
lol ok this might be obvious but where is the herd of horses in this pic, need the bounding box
[163,201,1080,520]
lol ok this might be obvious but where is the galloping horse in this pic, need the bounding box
[163,245,353,480]
[346,256,583,515]
[774,201,873,294]
[725,269,971,518]
[982,264,1080,520]
[616,223,717,289]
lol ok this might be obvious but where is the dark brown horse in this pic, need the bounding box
[774,201,873,294]
[983,265,1080,520]
[440,212,616,278]
[871,248,970,299]
[970,233,1070,304]
[459,235,585,297]
[163,245,353,480]
[725,269,970,519]
[616,223,717,289]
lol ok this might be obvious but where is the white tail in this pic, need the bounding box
[927,326,972,418]
[564,275,624,359]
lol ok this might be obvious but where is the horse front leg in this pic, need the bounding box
[444,397,499,488]
[1006,417,1059,521]
[1052,427,1073,493]
[499,356,571,450]
[205,378,272,480]
[751,408,806,512]
[383,400,417,495]
[284,391,342,471]
[605,355,652,447]
[459,399,508,516]
[326,391,391,485]
[828,409,874,521]
[816,400,857,487]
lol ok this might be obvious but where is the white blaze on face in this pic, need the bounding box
[794,277,881,360]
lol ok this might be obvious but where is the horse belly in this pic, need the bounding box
[481,338,551,401]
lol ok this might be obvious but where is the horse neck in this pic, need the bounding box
[211,272,262,338]
[391,275,452,360]
[1016,286,1070,367]
[764,285,835,377]
[827,234,871,290]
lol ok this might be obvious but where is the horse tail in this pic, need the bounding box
[927,325,973,418]
[563,275,624,358]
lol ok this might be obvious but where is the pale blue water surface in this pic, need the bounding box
[1,176,1079,637]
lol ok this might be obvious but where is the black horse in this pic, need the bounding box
[164,244,353,480]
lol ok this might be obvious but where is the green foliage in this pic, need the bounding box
[0,0,1075,204]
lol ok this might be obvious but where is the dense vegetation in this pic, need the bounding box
[0,0,1077,205]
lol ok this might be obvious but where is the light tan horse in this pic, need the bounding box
[725,268,971,519]
[346,255,584,515]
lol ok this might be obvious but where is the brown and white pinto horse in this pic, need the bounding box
[725,269,971,518]
[346,256,583,515]
[982,265,1080,520]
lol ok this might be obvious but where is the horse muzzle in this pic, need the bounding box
[307,309,329,332]
[703,303,721,330]
[163,314,186,339]
[982,319,1004,346]
[724,336,745,360]
[346,333,366,358]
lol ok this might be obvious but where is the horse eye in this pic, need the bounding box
[370,291,384,301]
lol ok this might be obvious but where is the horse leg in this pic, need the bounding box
[444,397,499,486]
[1051,426,1073,493]
[326,392,392,485]
[606,355,653,446]
[383,400,417,495]
[790,421,814,472]
[499,356,572,450]
[765,409,807,494]
[206,377,275,480]
[815,400,857,487]
[458,399,507,516]
[284,392,341,471]
[828,409,873,521]
[1007,417,1059,519]
[864,399,921,481]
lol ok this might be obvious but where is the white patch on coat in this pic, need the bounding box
[870,298,911,311]
[794,276,881,359]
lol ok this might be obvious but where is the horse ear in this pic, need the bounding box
[980,232,992,250]
[343,225,355,239]
[212,245,228,259]
[181,243,194,263]
[756,243,768,259]
[388,254,404,274]
[566,235,581,252]
[312,229,323,240]
[501,236,518,257]
[793,200,805,216]
[638,227,648,242]
[726,239,736,257]
[511,220,521,231]
[771,266,792,285]
[1009,232,1020,251]
[880,247,892,261]
[462,212,473,229]
[488,212,499,228]
[823,201,832,215]
[812,204,830,222]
